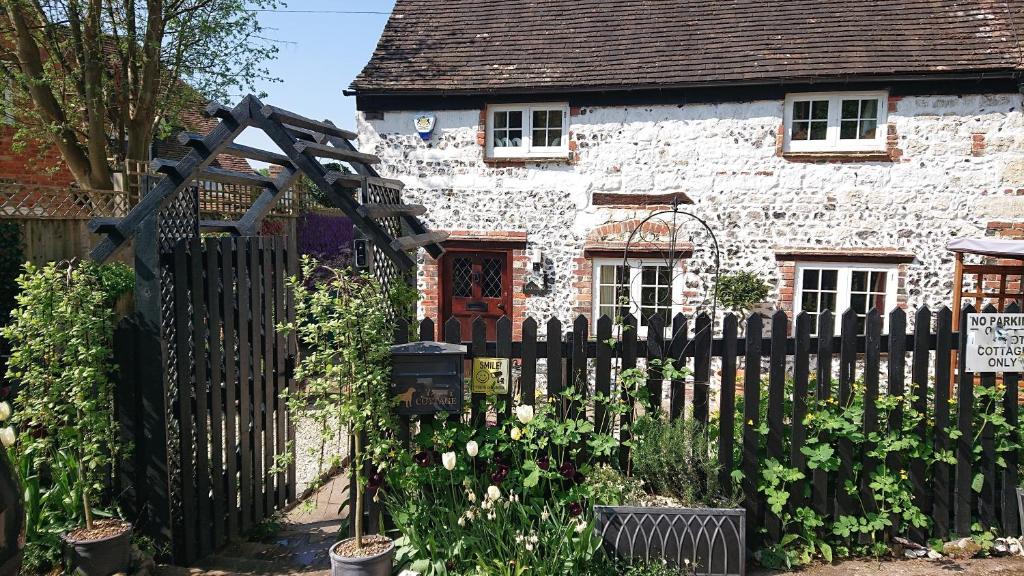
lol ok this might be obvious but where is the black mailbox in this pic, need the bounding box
[390,341,466,415]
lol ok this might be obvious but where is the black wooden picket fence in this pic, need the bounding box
[382,303,1021,550]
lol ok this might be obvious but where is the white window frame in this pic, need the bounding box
[485,103,570,159]
[591,258,684,338]
[793,262,898,335]
[783,91,888,153]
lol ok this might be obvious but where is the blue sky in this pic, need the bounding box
[235,0,397,150]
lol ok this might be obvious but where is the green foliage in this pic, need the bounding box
[278,257,410,548]
[631,412,735,507]
[3,260,129,573]
[385,385,646,576]
[744,375,1022,569]
[714,271,770,314]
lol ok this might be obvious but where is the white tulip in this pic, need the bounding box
[0,402,11,422]
[487,485,501,501]
[0,427,15,448]
[466,440,479,457]
[442,451,457,471]
[515,404,535,425]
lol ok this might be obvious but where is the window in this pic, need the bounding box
[795,263,897,335]
[486,103,569,159]
[784,92,887,153]
[592,258,682,337]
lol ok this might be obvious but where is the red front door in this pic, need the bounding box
[441,249,512,340]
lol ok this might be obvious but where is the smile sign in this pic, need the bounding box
[965,313,1024,372]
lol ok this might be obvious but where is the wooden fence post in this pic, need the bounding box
[765,311,787,543]
[933,306,953,539]
[718,314,738,498]
[521,318,538,406]
[954,304,975,536]
[669,313,688,420]
[1000,302,1020,536]
[791,312,811,508]
[693,313,712,428]
[595,315,613,436]
[813,310,834,517]
[619,314,638,471]
[741,313,763,549]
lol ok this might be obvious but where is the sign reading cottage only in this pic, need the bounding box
[965,313,1024,373]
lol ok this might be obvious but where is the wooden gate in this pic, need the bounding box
[117,235,297,563]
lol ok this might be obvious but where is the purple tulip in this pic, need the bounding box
[567,502,583,517]
[558,460,576,480]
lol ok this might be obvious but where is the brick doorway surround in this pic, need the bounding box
[421,230,530,340]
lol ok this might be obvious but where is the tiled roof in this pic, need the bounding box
[352,0,1024,94]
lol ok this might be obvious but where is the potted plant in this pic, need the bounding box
[595,404,745,576]
[2,261,133,575]
[281,259,405,576]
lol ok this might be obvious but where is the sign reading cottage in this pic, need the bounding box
[347,0,1024,337]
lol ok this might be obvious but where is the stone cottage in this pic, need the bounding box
[348,0,1024,338]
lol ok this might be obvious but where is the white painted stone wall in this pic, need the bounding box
[357,94,1024,325]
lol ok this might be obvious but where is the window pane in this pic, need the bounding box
[810,121,828,140]
[801,292,818,312]
[820,292,837,311]
[641,286,656,306]
[508,131,522,146]
[507,111,522,129]
[855,316,866,334]
[851,271,868,292]
[812,101,829,120]
[821,270,838,290]
[533,129,546,144]
[860,99,878,119]
[547,111,562,128]
[533,110,547,128]
[840,120,858,139]
[851,293,867,313]
[792,122,809,140]
[841,99,859,118]
[600,286,617,306]
[793,101,810,120]
[495,112,507,129]
[870,271,887,292]
[642,266,657,285]
[803,270,819,290]
[657,266,671,285]
[547,132,562,147]
[656,287,670,305]
[859,120,877,139]
[600,265,617,284]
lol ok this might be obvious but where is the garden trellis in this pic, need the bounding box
[90,95,446,564]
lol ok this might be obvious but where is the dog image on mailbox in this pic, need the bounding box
[394,387,415,408]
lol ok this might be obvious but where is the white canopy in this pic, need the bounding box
[947,238,1024,259]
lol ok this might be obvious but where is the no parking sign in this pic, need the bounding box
[965,313,1024,372]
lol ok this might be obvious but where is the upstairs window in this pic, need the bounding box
[486,103,569,159]
[795,263,897,335]
[784,92,887,153]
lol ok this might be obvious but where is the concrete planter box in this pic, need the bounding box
[594,505,745,576]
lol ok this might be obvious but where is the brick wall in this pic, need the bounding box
[0,127,75,187]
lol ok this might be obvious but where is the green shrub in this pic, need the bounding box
[714,271,770,315]
[631,413,735,508]
[2,260,131,573]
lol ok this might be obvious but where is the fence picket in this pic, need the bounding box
[908,307,929,541]
[235,239,253,533]
[835,309,858,517]
[1000,302,1020,536]
[954,304,976,536]
[933,306,953,539]
[571,315,588,421]
[273,241,288,509]
[693,313,712,427]
[646,314,665,413]
[766,311,787,542]
[741,313,763,549]
[395,318,411,447]
[247,239,265,523]
[260,239,276,517]
[188,238,212,557]
[619,314,638,471]
[547,318,563,402]
[204,238,226,547]
[471,317,487,427]
[220,237,240,539]
[979,304,998,530]
[173,242,197,563]
[419,318,434,342]
[521,318,538,405]
[861,309,882,518]
[669,313,688,420]
[595,315,613,436]
[444,317,463,425]
[718,314,738,498]
[497,316,513,422]
[813,310,834,517]
[791,312,811,508]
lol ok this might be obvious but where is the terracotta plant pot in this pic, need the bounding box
[62,520,132,576]
[329,536,395,576]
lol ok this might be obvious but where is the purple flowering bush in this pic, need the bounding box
[384,390,645,575]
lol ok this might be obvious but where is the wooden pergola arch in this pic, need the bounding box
[89,94,446,266]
